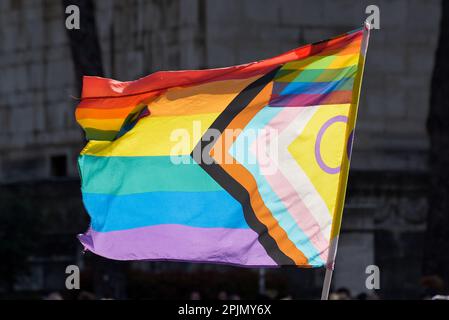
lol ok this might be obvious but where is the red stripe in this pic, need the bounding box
[81,30,363,100]
[77,91,160,109]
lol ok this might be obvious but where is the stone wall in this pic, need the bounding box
[0,0,440,180]
[0,0,81,182]
[0,0,442,298]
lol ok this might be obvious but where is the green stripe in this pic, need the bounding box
[335,77,355,91]
[302,55,337,69]
[275,65,357,83]
[84,128,118,141]
[78,155,223,195]
[315,65,357,82]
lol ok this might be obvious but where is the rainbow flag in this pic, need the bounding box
[76,24,370,267]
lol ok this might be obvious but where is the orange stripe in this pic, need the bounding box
[319,38,362,56]
[76,106,135,120]
[77,91,161,110]
[211,82,309,266]
[77,77,261,119]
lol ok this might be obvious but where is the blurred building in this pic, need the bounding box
[0,0,441,298]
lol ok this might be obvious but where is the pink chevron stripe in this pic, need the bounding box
[251,108,330,261]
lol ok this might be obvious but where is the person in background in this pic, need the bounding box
[217,290,228,300]
[42,292,63,300]
[229,293,241,300]
[329,287,352,300]
[189,291,201,300]
[336,287,352,300]
[420,275,446,299]
[77,291,96,300]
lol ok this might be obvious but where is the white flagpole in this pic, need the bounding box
[320,21,370,301]
[321,236,339,300]
[321,268,334,300]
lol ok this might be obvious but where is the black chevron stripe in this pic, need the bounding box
[190,67,295,266]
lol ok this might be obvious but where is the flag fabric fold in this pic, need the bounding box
[76,24,370,267]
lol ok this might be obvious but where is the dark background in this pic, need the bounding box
[0,0,448,300]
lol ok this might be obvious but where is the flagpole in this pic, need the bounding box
[321,266,334,300]
[320,236,339,300]
[320,21,371,300]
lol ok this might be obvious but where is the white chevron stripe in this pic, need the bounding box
[267,106,333,241]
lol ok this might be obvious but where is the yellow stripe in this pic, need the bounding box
[81,113,220,156]
[327,54,360,69]
[81,76,263,156]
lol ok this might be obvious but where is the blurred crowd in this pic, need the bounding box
[40,275,449,300]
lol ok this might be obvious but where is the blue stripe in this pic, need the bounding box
[273,77,354,96]
[83,191,248,232]
[230,107,325,266]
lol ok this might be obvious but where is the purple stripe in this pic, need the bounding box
[78,224,277,267]
[269,91,352,107]
[270,93,325,107]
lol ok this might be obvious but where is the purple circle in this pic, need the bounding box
[314,115,348,174]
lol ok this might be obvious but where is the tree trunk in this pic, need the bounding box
[424,0,449,287]
[62,0,127,298]
[62,0,104,93]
